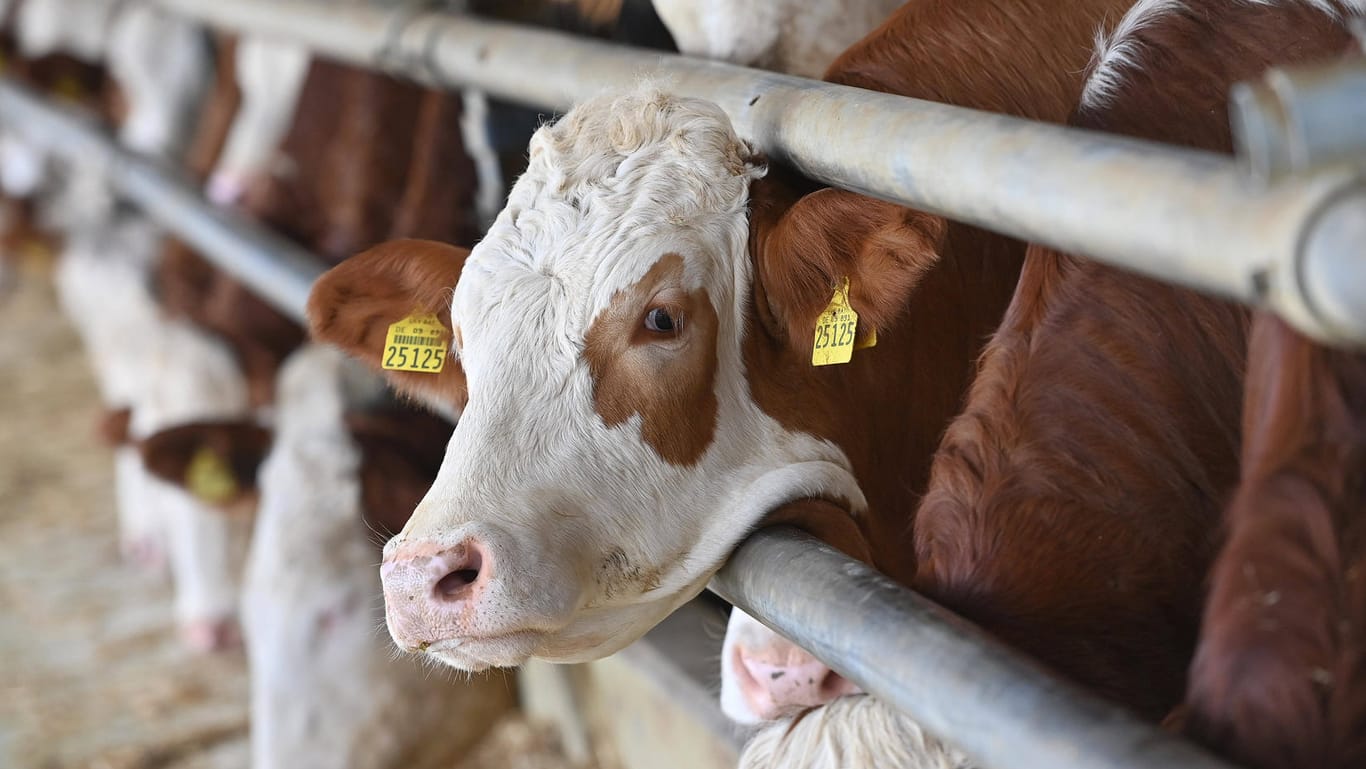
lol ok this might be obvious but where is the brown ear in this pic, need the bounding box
[139,421,273,509]
[345,408,455,539]
[307,239,469,408]
[751,185,947,351]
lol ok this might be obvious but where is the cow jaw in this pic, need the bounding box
[377,90,866,670]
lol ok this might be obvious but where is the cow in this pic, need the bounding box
[140,345,517,769]
[738,1,1364,766]
[703,0,1149,730]
[303,0,1135,668]
[1072,2,1366,767]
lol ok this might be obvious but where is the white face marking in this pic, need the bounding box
[208,37,311,205]
[384,91,866,670]
[107,6,211,158]
[246,346,506,769]
[650,0,903,78]
[16,0,120,60]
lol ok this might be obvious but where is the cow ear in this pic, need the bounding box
[308,239,469,410]
[139,421,273,509]
[751,186,947,351]
[346,409,454,539]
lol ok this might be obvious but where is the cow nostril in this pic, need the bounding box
[433,545,483,599]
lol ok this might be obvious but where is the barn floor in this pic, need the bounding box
[0,258,585,769]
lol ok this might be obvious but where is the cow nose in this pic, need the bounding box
[206,171,247,207]
[733,644,861,720]
[380,539,490,649]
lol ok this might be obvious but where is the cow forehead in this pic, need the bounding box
[451,89,761,342]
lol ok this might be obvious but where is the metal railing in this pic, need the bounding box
[150,0,1366,348]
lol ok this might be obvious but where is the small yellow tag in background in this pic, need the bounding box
[856,325,878,351]
[382,312,449,374]
[186,446,238,505]
[812,277,861,367]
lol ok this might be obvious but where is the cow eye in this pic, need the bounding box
[644,307,682,334]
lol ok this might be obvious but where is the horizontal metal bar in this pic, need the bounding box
[710,528,1239,769]
[153,0,1366,347]
[0,77,323,321]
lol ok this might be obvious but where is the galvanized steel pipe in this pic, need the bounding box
[0,77,324,320]
[152,0,1366,347]
[711,528,1239,769]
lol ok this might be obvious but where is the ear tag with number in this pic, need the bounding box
[186,446,239,505]
[812,277,866,367]
[383,312,449,374]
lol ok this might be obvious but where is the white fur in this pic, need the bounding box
[740,695,972,769]
[54,218,167,562]
[57,216,250,628]
[245,345,509,769]
[106,5,212,158]
[1082,0,1366,109]
[16,0,122,60]
[382,89,866,670]
[459,87,504,230]
[208,36,311,204]
[651,0,903,78]
[130,316,252,629]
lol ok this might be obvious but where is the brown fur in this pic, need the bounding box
[742,0,1140,586]
[583,253,720,466]
[345,408,456,540]
[910,0,1354,722]
[389,89,480,248]
[1185,314,1366,769]
[307,239,470,408]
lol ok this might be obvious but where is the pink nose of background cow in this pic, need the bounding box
[732,643,862,720]
[380,540,489,650]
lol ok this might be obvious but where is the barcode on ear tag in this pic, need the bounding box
[186,446,238,505]
[812,277,860,367]
[383,312,448,374]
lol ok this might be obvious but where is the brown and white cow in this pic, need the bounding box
[305,0,1136,669]
[141,346,516,769]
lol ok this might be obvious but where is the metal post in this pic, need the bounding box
[711,529,1239,769]
[152,0,1366,347]
[0,77,324,320]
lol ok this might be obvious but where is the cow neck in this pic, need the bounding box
[743,175,1023,587]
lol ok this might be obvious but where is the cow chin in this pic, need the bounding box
[417,574,715,671]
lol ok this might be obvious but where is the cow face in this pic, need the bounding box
[106,6,211,158]
[207,37,310,206]
[309,90,945,670]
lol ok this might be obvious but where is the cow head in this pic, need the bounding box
[207,36,310,206]
[309,89,942,670]
[106,6,211,158]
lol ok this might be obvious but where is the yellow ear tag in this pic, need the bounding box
[812,277,866,366]
[53,74,87,103]
[382,312,448,374]
[186,446,239,505]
